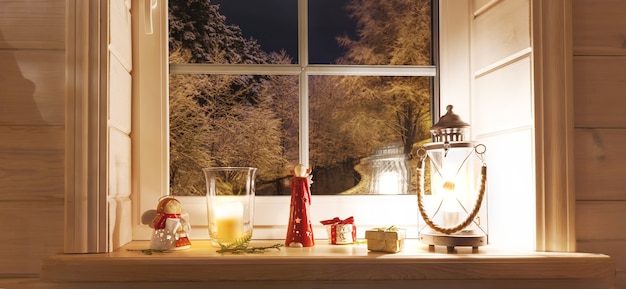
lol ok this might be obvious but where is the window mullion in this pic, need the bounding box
[298,0,309,166]
[306,65,437,76]
[169,63,437,76]
[169,64,302,75]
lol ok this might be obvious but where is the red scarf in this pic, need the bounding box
[153,213,181,229]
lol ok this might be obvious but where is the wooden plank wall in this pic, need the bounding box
[0,1,625,289]
[108,0,133,252]
[0,0,66,278]
[572,0,626,288]
[470,0,536,250]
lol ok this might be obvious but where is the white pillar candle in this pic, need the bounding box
[214,202,244,241]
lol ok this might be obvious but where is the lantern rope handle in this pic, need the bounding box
[415,148,487,235]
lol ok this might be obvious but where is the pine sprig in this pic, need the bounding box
[216,236,283,254]
[217,243,284,254]
[385,225,399,231]
[126,248,172,255]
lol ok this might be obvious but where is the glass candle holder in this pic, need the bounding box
[202,167,257,247]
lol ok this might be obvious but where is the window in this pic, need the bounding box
[132,0,571,248]
[168,0,436,197]
[63,0,576,253]
[160,0,436,240]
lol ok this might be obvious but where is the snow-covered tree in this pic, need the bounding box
[335,0,433,154]
[309,75,364,166]
[169,0,270,104]
[169,0,268,64]
[169,49,215,195]
[258,51,300,176]
[168,0,296,195]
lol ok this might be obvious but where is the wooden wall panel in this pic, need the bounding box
[0,0,66,277]
[473,0,497,13]
[0,50,65,125]
[577,204,626,288]
[470,0,535,250]
[109,54,132,134]
[439,0,471,117]
[0,201,64,275]
[617,275,626,289]
[108,0,133,252]
[109,129,131,198]
[576,201,626,240]
[0,147,63,200]
[572,0,626,55]
[0,279,617,289]
[476,128,535,249]
[108,198,132,252]
[473,56,533,135]
[573,56,626,127]
[578,240,626,274]
[0,0,65,49]
[575,128,626,200]
[0,126,64,201]
[573,0,626,286]
[579,240,626,288]
[472,0,530,70]
[0,126,64,157]
[110,0,132,70]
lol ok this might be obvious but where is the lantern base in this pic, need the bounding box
[419,230,487,253]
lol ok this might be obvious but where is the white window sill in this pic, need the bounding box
[41,240,615,289]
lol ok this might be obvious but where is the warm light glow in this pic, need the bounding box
[441,179,459,217]
[424,145,485,233]
[438,153,465,215]
[377,171,400,195]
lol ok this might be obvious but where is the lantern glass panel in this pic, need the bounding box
[419,143,488,237]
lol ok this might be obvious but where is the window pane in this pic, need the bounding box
[169,73,299,196]
[169,0,298,64]
[309,75,432,195]
[309,0,432,65]
[308,0,356,64]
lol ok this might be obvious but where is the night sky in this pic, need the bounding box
[211,0,357,64]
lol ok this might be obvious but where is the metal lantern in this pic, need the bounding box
[415,105,488,252]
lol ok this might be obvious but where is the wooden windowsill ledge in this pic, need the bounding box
[40,240,615,289]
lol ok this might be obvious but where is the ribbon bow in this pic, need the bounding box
[320,216,354,225]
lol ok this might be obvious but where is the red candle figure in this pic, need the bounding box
[285,164,315,247]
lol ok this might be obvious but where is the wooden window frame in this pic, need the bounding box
[64,0,574,253]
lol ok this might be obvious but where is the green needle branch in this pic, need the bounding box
[217,237,284,254]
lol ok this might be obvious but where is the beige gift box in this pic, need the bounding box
[365,228,406,253]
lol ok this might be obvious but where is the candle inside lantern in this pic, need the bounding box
[442,180,460,227]
[214,202,244,242]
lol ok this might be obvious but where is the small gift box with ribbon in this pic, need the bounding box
[320,216,356,245]
[365,226,406,253]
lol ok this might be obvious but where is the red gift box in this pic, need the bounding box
[320,216,356,245]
